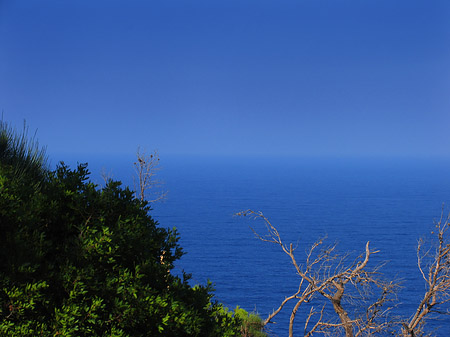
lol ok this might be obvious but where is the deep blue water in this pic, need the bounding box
[59,154,450,336]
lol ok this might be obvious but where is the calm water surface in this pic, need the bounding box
[62,155,450,336]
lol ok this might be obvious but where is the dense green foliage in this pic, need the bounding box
[0,122,266,336]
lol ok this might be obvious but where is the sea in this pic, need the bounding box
[57,154,450,336]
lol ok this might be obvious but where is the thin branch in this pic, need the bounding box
[402,210,450,337]
[133,148,167,203]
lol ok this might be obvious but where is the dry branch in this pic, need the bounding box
[133,148,167,203]
[237,209,397,337]
[401,211,450,337]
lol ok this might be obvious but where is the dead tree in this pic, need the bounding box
[133,148,167,203]
[401,211,450,337]
[236,210,398,337]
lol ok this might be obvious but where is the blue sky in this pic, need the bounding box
[1,0,449,159]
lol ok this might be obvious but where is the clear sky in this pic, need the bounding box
[1,0,449,159]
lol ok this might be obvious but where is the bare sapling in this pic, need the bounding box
[133,148,167,202]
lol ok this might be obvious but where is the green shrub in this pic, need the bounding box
[234,307,267,337]
[0,121,245,336]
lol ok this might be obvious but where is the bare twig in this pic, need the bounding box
[133,148,167,203]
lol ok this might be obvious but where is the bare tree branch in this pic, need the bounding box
[237,209,397,337]
[133,148,168,203]
[402,210,450,337]
[304,305,326,337]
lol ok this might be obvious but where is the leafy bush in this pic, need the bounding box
[0,121,262,336]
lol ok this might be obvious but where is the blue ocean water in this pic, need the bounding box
[62,154,450,336]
